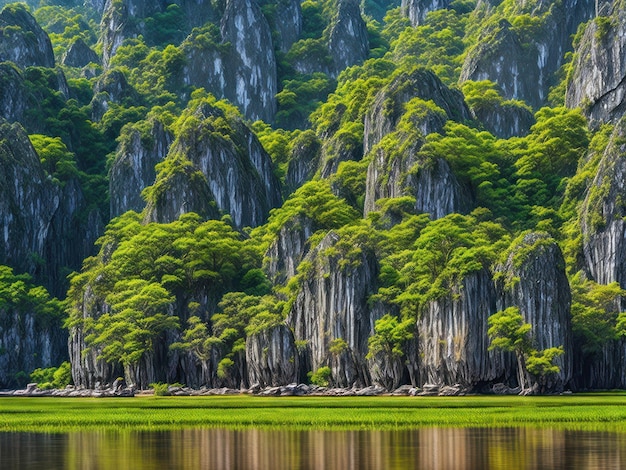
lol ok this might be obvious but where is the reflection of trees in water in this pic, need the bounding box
[2,428,626,469]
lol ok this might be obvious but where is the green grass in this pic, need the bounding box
[1,394,626,433]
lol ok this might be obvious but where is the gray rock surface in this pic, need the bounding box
[246,324,299,387]
[0,3,54,68]
[566,4,626,125]
[287,231,380,388]
[496,233,573,392]
[402,0,450,27]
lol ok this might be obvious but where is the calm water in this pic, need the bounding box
[1,427,624,469]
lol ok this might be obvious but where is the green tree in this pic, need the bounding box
[488,307,532,391]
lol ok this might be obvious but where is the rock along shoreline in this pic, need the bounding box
[0,382,541,398]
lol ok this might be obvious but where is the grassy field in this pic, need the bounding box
[1,394,626,433]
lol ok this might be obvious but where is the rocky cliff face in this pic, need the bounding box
[146,101,282,228]
[0,4,54,69]
[246,324,299,387]
[61,38,100,68]
[220,0,278,122]
[327,0,369,76]
[287,231,380,387]
[416,268,505,387]
[181,0,278,122]
[362,70,471,217]
[275,0,302,53]
[0,307,67,389]
[0,63,27,124]
[364,68,470,154]
[402,0,450,27]
[90,69,140,121]
[0,120,60,279]
[364,146,471,218]
[581,117,626,286]
[496,233,573,391]
[469,99,535,138]
[100,0,168,67]
[109,118,173,217]
[264,215,316,285]
[285,131,321,194]
[0,120,100,296]
[566,5,626,126]
[461,0,594,109]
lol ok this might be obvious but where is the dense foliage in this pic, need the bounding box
[2,0,625,392]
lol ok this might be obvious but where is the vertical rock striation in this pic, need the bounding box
[220,0,278,122]
[496,233,573,391]
[566,3,626,125]
[109,118,173,218]
[0,3,55,69]
[246,324,299,387]
[287,231,380,387]
[327,0,369,76]
[580,117,626,286]
[416,269,504,388]
[402,0,450,27]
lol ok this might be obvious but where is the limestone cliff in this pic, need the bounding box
[416,269,505,388]
[0,3,54,69]
[246,324,299,387]
[327,0,369,76]
[90,69,141,121]
[0,306,67,389]
[461,0,594,109]
[496,233,573,391]
[100,0,168,67]
[284,131,322,194]
[274,0,302,53]
[402,0,450,27]
[264,214,316,285]
[364,138,471,219]
[566,4,626,125]
[364,67,470,154]
[469,97,535,138]
[109,118,173,218]
[0,120,60,280]
[220,0,277,122]
[147,101,282,228]
[61,38,100,68]
[287,231,380,387]
[580,117,626,286]
[0,63,27,124]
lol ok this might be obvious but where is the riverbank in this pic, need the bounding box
[1,393,625,433]
[0,381,527,398]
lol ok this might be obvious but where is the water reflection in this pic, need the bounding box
[1,427,625,469]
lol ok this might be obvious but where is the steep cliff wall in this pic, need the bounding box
[496,233,573,391]
[220,0,277,122]
[140,101,282,228]
[416,268,505,387]
[402,0,450,27]
[461,1,594,109]
[246,324,299,387]
[0,3,54,68]
[109,118,173,217]
[0,307,67,389]
[364,68,470,154]
[566,4,626,125]
[0,63,27,124]
[264,215,316,285]
[327,0,369,76]
[0,120,60,278]
[581,117,626,286]
[287,231,380,387]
